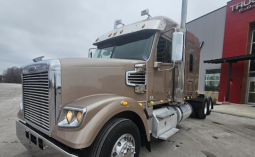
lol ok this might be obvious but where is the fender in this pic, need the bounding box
[51,94,150,149]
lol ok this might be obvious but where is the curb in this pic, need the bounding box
[212,110,255,119]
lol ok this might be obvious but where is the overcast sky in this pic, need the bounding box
[0,0,230,74]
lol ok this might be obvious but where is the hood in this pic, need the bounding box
[59,58,146,106]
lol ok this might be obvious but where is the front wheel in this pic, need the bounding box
[86,118,141,157]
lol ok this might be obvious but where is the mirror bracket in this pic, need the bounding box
[154,62,162,68]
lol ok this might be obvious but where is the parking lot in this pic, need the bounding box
[0,83,255,157]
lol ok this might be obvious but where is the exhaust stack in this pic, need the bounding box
[174,0,188,103]
[181,0,188,29]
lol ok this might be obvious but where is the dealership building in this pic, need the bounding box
[186,0,255,104]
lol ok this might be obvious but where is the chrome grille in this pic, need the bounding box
[23,71,50,131]
[127,72,146,85]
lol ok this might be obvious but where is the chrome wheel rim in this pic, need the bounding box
[111,134,135,157]
[204,102,207,115]
[209,101,212,111]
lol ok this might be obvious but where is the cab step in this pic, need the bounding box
[158,128,179,140]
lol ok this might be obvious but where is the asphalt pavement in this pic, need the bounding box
[1,83,255,157]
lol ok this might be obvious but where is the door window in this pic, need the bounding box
[157,36,172,63]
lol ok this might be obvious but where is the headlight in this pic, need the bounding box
[58,107,86,127]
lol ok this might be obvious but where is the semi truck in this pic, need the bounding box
[16,1,213,157]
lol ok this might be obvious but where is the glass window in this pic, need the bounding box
[157,36,172,63]
[205,69,221,91]
[189,54,193,73]
[93,47,113,58]
[94,31,155,60]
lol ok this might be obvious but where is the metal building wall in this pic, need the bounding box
[186,6,227,92]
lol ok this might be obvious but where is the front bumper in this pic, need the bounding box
[16,120,78,157]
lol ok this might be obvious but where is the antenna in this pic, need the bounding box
[141,9,151,19]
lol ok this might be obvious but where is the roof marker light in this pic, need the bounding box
[96,38,99,42]
[108,33,112,37]
[114,31,117,35]
[142,24,145,28]
[120,30,123,34]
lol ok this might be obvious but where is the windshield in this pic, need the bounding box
[93,31,155,60]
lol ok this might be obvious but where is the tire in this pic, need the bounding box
[206,97,213,115]
[86,118,141,157]
[198,98,207,119]
[190,109,197,118]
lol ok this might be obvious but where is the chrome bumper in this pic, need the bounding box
[16,120,78,157]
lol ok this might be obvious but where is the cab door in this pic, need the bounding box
[153,36,173,100]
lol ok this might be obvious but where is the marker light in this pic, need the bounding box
[160,100,164,103]
[108,33,112,37]
[184,98,186,100]
[191,96,193,98]
[121,101,128,106]
[114,31,117,35]
[77,111,82,122]
[96,38,99,42]
[169,99,171,102]
[66,110,73,123]
[187,97,189,99]
[139,103,143,106]
[142,24,145,28]
[120,30,123,34]
[150,101,154,104]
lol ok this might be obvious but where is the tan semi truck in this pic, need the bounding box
[16,3,213,157]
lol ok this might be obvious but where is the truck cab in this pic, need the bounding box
[16,14,212,157]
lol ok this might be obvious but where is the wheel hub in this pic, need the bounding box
[111,134,135,157]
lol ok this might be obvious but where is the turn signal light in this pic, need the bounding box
[121,101,128,106]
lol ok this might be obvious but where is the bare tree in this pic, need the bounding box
[2,66,22,83]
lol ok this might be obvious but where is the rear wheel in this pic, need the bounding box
[198,98,207,119]
[86,118,141,157]
[207,97,212,115]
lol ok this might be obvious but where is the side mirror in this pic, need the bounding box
[88,52,92,58]
[88,48,96,58]
[172,32,184,61]
[154,62,162,68]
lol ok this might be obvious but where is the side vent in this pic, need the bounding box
[126,64,146,94]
